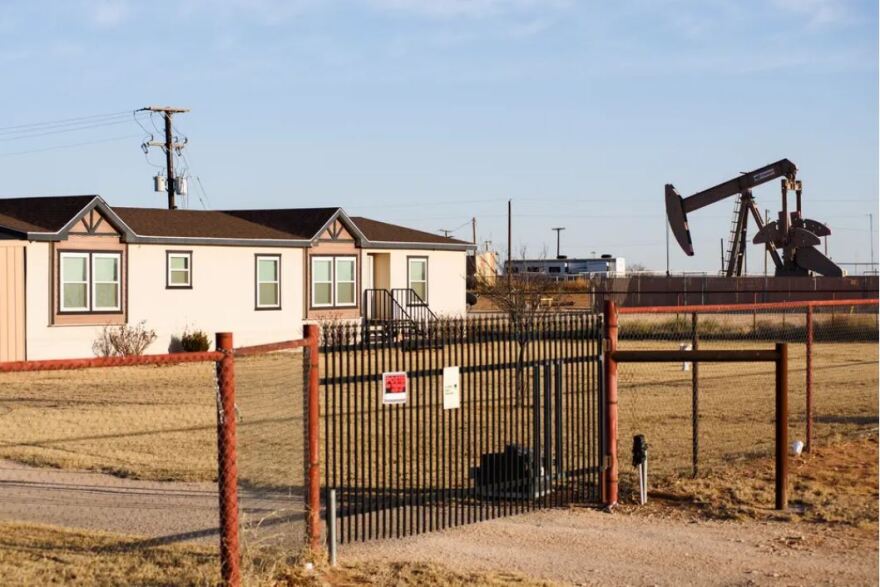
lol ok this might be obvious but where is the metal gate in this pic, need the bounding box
[320,313,604,543]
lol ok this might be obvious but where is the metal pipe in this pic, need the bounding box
[305,324,322,551]
[603,300,619,507]
[617,298,878,315]
[215,332,241,587]
[612,350,779,363]
[775,343,789,510]
[328,489,338,567]
[691,312,699,478]
[805,306,814,453]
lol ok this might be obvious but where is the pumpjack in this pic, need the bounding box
[665,159,842,277]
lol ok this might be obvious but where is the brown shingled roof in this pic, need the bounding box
[0,195,96,233]
[350,216,470,245]
[113,207,298,240]
[0,195,471,248]
[223,208,339,239]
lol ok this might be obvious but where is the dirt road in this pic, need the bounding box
[0,459,304,547]
[342,507,878,586]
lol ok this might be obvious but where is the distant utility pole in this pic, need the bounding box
[438,229,453,238]
[507,199,512,286]
[139,105,189,210]
[764,209,769,276]
[552,227,565,259]
[665,221,670,276]
[472,217,477,245]
[870,213,875,270]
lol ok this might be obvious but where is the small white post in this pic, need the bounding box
[328,489,337,567]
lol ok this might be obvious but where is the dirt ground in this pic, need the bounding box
[1,436,874,585]
[342,438,879,586]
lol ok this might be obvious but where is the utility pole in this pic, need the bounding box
[438,229,453,238]
[471,217,477,244]
[720,238,724,274]
[764,209,769,276]
[139,106,189,210]
[507,199,512,286]
[552,227,565,259]
[665,221,670,276]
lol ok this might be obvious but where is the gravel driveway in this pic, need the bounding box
[342,507,878,586]
[0,459,304,548]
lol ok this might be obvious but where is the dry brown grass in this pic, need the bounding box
[0,352,304,484]
[0,522,219,586]
[0,522,546,587]
[619,437,879,531]
[616,341,878,483]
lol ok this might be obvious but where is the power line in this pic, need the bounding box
[0,116,145,142]
[0,110,133,133]
[0,133,142,158]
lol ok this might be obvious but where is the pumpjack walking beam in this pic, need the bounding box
[666,159,797,257]
[666,158,841,277]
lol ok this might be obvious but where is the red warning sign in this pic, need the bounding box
[382,371,408,405]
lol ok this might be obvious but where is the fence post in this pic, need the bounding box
[805,305,813,453]
[304,324,322,552]
[603,300,618,507]
[775,342,789,511]
[691,312,699,478]
[215,332,241,587]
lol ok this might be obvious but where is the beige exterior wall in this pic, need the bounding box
[0,241,26,361]
[361,248,467,317]
[25,242,305,360]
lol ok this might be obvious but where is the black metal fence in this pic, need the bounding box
[320,313,604,543]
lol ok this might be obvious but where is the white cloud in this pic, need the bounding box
[88,0,131,28]
[363,0,572,19]
[772,0,851,27]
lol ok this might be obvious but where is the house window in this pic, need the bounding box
[407,257,428,303]
[60,252,89,311]
[312,258,333,307]
[59,251,121,313]
[256,255,281,309]
[93,254,121,311]
[167,251,192,288]
[335,257,356,306]
[311,256,358,308]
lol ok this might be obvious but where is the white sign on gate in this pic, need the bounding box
[443,366,460,410]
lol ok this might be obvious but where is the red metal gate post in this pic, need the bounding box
[775,342,789,511]
[304,324,322,551]
[215,332,241,587]
[603,300,619,507]
[805,305,814,453]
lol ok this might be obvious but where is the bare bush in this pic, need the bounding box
[92,321,158,357]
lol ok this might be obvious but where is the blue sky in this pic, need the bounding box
[0,0,876,272]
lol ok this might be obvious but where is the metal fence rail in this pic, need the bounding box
[320,313,603,543]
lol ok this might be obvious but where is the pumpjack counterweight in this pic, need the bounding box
[665,159,842,277]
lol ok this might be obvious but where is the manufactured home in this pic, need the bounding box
[0,196,472,360]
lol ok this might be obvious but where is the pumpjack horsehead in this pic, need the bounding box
[665,159,842,277]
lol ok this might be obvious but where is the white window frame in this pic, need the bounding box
[311,257,334,308]
[256,255,281,309]
[167,251,192,288]
[334,256,357,307]
[59,252,90,312]
[92,253,122,312]
[407,257,428,304]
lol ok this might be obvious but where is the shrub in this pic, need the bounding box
[180,329,211,352]
[92,321,157,357]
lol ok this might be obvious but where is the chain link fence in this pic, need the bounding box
[0,335,312,586]
[614,300,878,504]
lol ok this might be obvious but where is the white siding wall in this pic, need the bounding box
[362,249,467,317]
[26,242,304,360]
